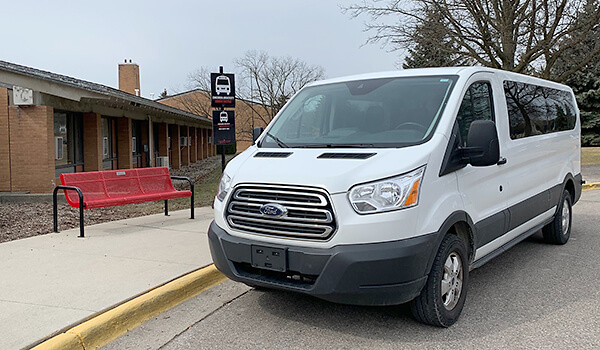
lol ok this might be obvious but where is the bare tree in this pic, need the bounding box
[179,66,213,118]
[344,0,600,81]
[234,50,325,127]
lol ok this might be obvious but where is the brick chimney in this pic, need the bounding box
[118,59,141,96]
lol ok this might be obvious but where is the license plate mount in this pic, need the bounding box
[251,245,287,272]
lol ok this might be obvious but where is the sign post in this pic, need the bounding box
[210,66,236,171]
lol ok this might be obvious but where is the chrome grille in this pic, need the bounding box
[226,185,336,240]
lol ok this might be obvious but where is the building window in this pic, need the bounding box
[131,120,143,166]
[55,137,64,160]
[54,111,83,177]
[102,117,116,170]
[103,137,109,156]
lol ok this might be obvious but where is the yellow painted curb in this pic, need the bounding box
[29,333,83,350]
[30,264,227,350]
[583,182,600,191]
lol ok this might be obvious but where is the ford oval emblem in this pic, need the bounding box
[259,203,288,218]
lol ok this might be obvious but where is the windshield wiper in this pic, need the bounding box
[296,143,375,148]
[264,132,290,148]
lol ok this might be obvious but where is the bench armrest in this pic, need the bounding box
[170,176,195,219]
[170,176,194,190]
[54,185,85,208]
[53,185,86,238]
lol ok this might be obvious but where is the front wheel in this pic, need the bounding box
[542,190,572,245]
[410,234,469,327]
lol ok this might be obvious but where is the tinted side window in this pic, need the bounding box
[456,82,494,146]
[503,81,576,139]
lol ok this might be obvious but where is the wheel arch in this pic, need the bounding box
[426,211,476,274]
[562,174,576,204]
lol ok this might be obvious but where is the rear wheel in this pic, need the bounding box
[542,190,572,245]
[410,234,469,327]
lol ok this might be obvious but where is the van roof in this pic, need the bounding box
[308,66,571,91]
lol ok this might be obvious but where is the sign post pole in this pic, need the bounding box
[219,67,226,172]
[210,65,236,173]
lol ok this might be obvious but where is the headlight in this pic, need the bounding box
[216,173,232,201]
[348,166,425,214]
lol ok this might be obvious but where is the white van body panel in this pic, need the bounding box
[475,208,556,260]
[224,145,434,195]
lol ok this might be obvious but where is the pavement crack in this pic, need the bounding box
[0,298,96,312]
[158,289,252,349]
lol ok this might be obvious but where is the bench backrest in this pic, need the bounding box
[60,167,177,206]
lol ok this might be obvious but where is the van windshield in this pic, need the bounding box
[261,75,458,148]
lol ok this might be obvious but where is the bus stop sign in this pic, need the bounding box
[211,73,235,108]
[212,110,235,145]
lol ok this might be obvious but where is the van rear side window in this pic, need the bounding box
[503,81,576,139]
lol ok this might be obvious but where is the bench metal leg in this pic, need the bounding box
[164,200,169,216]
[53,187,59,233]
[190,190,195,219]
[78,204,84,238]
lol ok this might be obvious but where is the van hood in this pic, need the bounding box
[225,144,434,194]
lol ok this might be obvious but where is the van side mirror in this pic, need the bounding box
[252,127,264,145]
[462,120,500,166]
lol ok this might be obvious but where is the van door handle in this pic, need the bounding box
[497,157,507,165]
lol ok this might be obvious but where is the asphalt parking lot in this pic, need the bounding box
[105,189,600,350]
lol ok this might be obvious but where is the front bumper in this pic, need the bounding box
[208,221,437,306]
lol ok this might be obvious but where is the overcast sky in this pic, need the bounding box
[2,0,401,99]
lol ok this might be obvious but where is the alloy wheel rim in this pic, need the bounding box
[441,252,463,310]
[561,199,570,235]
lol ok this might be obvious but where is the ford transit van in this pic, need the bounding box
[208,67,582,327]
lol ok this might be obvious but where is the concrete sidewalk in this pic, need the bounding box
[0,207,215,350]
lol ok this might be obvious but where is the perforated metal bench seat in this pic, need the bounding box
[53,167,194,237]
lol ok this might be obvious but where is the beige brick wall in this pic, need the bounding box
[0,88,10,191]
[157,123,168,157]
[181,126,190,166]
[116,117,132,169]
[170,124,181,169]
[190,127,197,161]
[8,105,54,193]
[83,113,102,171]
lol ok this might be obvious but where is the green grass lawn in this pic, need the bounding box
[582,147,600,166]
[165,165,222,211]
[193,165,222,207]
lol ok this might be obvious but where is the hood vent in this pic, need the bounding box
[317,153,376,160]
[254,152,292,158]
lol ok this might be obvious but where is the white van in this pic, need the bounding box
[208,67,582,327]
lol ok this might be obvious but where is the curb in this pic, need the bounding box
[583,182,600,191]
[30,264,227,350]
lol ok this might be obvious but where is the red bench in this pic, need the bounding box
[53,167,194,237]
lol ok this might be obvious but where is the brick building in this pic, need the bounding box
[0,60,215,193]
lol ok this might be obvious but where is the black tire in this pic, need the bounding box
[410,234,469,327]
[542,190,572,245]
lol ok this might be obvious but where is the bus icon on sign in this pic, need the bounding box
[219,111,228,123]
[215,75,231,95]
